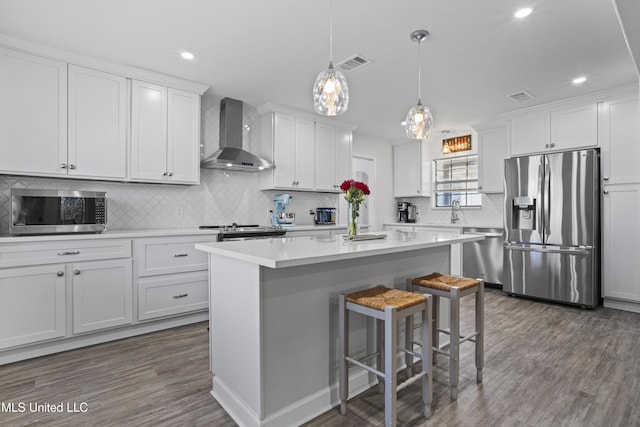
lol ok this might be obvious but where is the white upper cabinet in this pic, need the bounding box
[261,112,315,190]
[259,105,354,193]
[0,47,67,176]
[475,123,509,193]
[315,123,352,192]
[130,80,200,184]
[0,41,207,184]
[599,93,640,185]
[506,99,598,156]
[393,141,426,197]
[68,65,127,179]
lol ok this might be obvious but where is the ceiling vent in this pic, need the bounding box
[507,90,534,102]
[336,54,373,72]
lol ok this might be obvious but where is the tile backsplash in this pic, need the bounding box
[0,173,338,234]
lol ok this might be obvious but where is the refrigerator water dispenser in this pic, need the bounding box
[512,196,536,230]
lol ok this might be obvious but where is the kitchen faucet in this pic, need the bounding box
[451,199,460,224]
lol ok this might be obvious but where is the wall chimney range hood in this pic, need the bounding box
[200,97,273,171]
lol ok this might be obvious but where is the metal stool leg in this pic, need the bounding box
[422,296,433,419]
[432,295,440,362]
[377,318,384,394]
[338,295,348,415]
[405,313,414,378]
[384,306,398,427]
[449,288,460,401]
[476,281,485,384]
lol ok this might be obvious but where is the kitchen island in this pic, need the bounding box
[196,230,483,427]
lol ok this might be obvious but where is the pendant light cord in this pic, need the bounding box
[417,38,422,104]
[329,0,334,64]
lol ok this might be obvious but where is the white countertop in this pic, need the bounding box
[384,222,502,229]
[196,230,484,269]
[0,224,361,243]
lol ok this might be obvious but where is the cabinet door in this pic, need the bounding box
[272,113,296,188]
[510,112,549,155]
[315,123,336,191]
[393,142,422,197]
[167,88,200,184]
[68,65,127,179]
[335,127,352,189]
[0,264,66,349]
[130,80,168,181]
[72,259,132,334]
[600,95,640,185]
[0,47,67,176]
[478,126,508,193]
[602,184,640,302]
[551,103,598,150]
[294,118,315,190]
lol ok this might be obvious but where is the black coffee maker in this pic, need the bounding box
[397,202,417,223]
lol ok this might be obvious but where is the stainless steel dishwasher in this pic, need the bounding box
[462,227,504,286]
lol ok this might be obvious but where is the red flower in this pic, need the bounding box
[340,179,371,201]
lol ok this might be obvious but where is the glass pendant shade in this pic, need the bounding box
[405,101,433,139]
[313,62,349,116]
[405,29,432,139]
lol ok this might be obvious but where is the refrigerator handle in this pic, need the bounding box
[542,155,550,242]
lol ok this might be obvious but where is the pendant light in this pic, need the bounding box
[313,0,349,116]
[405,30,433,139]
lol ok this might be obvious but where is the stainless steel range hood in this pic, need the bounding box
[200,97,273,171]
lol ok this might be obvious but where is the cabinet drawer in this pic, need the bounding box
[0,239,132,268]
[136,236,213,277]
[138,271,208,320]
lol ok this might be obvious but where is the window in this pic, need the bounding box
[434,155,481,207]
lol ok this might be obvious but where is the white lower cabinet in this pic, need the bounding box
[602,184,640,307]
[0,264,66,349]
[135,235,211,321]
[72,259,133,334]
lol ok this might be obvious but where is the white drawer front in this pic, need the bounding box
[0,239,132,268]
[136,236,212,277]
[138,271,208,320]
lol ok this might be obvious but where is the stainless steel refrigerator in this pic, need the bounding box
[503,148,600,308]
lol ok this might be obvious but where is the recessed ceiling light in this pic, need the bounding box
[515,8,533,18]
[572,76,587,85]
[181,51,195,60]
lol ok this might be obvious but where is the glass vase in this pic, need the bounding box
[348,202,358,237]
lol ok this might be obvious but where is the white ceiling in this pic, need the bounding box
[0,0,637,140]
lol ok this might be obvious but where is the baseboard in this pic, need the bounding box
[603,298,640,313]
[211,369,375,427]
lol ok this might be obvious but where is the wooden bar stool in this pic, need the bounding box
[339,285,433,427]
[410,272,484,400]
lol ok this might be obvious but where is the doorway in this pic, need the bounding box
[349,155,376,231]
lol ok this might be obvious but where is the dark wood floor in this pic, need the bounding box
[1,288,639,426]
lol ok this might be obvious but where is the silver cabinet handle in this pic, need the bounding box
[68,164,76,170]
[544,144,550,148]
[604,190,609,195]
[60,163,67,169]
[174,253,189,258]
[57,271,64,277]
[162,171,168,176]
[74,269,81,275]
[173,293,188,299]
[58,251,80,256]
[416,190,420,193]
[167,172,173,177]
[603,176,609,181]
[550,143,556,148]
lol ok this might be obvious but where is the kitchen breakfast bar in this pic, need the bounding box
[196,230,483,427]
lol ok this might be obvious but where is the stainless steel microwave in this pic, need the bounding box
[10,188,107,235]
